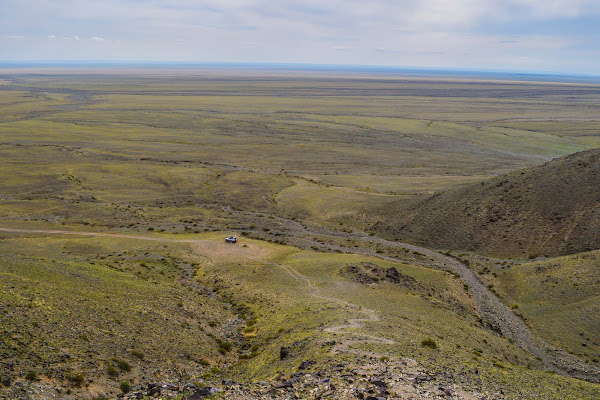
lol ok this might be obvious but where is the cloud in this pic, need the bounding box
[0,0,599,74]
[511,0,594,18]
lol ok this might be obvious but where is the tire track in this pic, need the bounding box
[248,256,395,352]
[265,222,600,382]
[2,225,598,382]
[0,227,394,351]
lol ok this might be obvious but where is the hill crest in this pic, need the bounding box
[377,148,600,257]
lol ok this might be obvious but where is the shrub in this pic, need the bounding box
[421,338,438,349]
[116,359,131,371]
[26,371,37,381]
[218,341,233,352]
[66,372,85,386]
[131,350,145,359]
[120,381,130,394]
[107,365,117,376]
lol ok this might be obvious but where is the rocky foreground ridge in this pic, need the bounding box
[120,357,495,400]
[4,353,501,400]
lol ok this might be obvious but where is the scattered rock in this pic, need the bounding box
[369,377,387,388]
[188,386,217,399]
[298,360,315,370]
[110,354,494,400]
[344,263,426,291]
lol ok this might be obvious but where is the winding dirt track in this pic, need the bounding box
[279,223,600,382]
[1,226,598,382]
[0,227,393,351]
[0,227,203,243]
[269,260,395,347]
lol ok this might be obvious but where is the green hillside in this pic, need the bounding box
[492,250,600,362]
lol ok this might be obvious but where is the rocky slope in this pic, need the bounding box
[376,148,600,257]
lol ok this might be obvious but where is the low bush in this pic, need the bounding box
[421,338,438,349]
[120,381,130,393]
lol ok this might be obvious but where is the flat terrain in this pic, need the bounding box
[1,69,600,399]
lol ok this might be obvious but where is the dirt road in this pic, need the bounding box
[0,227,393,352]
[248,256,395,354]
[1,225,598,382]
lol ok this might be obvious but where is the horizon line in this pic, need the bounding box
[1,61,599,81]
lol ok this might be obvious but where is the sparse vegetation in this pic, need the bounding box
[1,72,599,399]
[380,149,600,258]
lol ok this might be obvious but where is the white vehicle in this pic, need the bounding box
[225,236,238,243]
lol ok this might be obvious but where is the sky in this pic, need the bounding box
[1,0,599,75]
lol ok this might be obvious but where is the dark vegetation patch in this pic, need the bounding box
[421,338,438,349]
[343,262,426,292]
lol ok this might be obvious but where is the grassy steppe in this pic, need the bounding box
[2,74,599,235]
[1,71,600,398]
